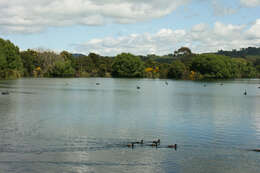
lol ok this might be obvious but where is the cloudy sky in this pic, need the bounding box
[0,0,260,56]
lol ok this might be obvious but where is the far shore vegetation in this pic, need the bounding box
[0,37,260,80]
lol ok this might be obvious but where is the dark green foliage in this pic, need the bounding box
[191,54,234,79]
[112,53,144,77]
[217,47,260,57]
[20,49,38,76]
[168,60,186,79]
[0,37,259,80]
[159,63,171,79]
[73,53,112,77]
[49,60,75,77]
[191,54,257,79]
[174,47,192,56]
[0,38,23,79]
[231,58,257,78]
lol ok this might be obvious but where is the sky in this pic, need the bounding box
[0,0,260,56]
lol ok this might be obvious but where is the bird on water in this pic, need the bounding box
[1,91,10,95]
[127,142,135,148]
[244,89,247,95]
[152,139,160,144]
[168,144,177,150]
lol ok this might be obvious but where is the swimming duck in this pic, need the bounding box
[136,140,144,145]
[152,139,160,144]
[244,89,247,95]
[150,143,158,147]
[127,142,135,148]
[136,86,140,89]
[1,91,10,95]
[96,83,100,85]
[168,144,177,149]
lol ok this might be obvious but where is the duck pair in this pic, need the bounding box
[128,139,159,148]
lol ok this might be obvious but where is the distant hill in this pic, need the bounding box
[72,53,86,57]
[215,47,260,67]
[216,47,260,58]
[71,47,260,65]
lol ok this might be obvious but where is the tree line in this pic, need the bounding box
[0,38,259,80]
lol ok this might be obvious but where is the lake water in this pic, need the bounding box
[0,78,260,173]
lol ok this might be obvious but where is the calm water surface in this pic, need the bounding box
[0,78,260,173]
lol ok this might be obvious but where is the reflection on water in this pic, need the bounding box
[0,78,260,173]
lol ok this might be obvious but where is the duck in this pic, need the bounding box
[136,86,140,89]
[165,81,168,85]
[167,144,177,149]
[136,140,144,145]
[152,139,160,144]
[127,142,135,148]
[1,91,10,95]
[150,143,158,147]
[244,89,247,96]
[96,83,100,85]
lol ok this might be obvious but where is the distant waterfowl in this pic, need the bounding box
[96,83,100,85]
[258,86,260,89]
[136,86,140,89]
[251,149,260,152]
[203,84,207,87]
[168,144,177,149]
[1,91,10,95]
[136,140,144,145]
[220,83,223,86]
[150,143,158,147]
[152,139,160,145]
[244,89,247,95]
[127,142,135,148]
[165,81,168,85]
[124,138,179,150]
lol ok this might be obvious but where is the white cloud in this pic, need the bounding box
[74,19,260,56]
[240,0,260,7]
[212,1,237,16]
[247,19,260,38]
[0,0,189,34]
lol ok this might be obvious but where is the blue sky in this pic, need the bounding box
[0,0,260,55]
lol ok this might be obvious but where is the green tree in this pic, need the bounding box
[168,60,186,79]
[0,50,7,79]
[231,58,257,78]
[49,60,75,77]
[20,49,39,76]
[174,47,192,56]
[191,54,233,79]
[60,51,76,69]
[112,53,144,77]
[0,38,23,79]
